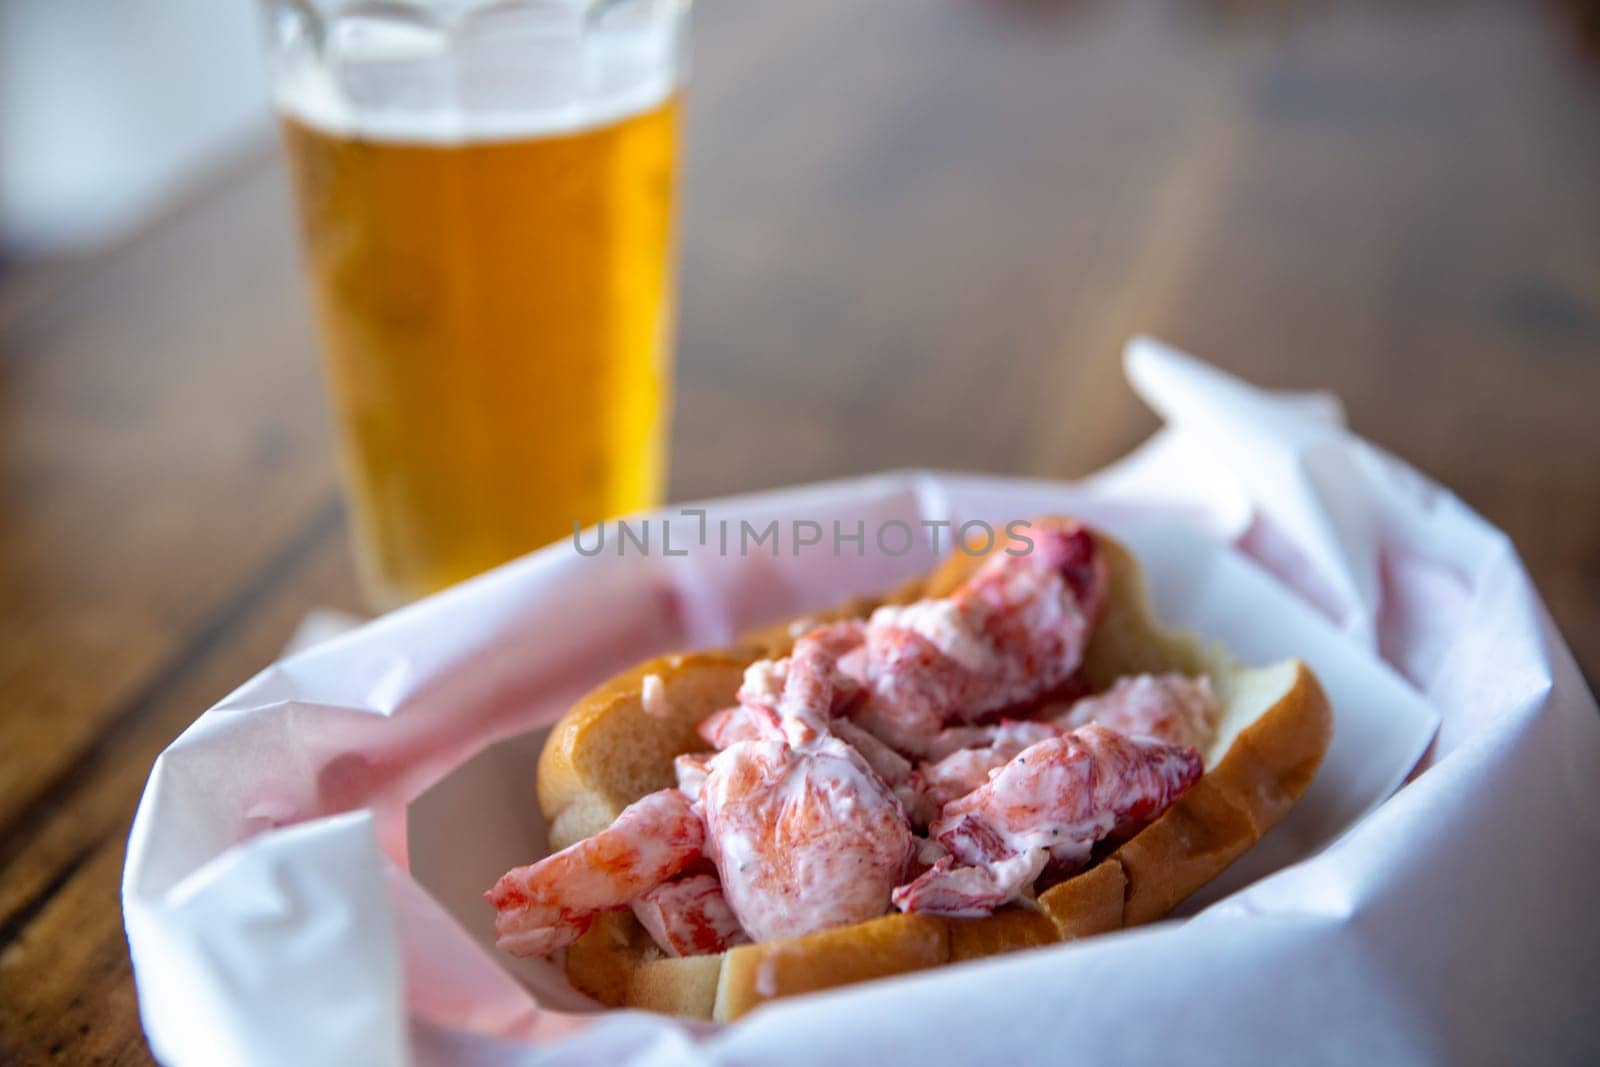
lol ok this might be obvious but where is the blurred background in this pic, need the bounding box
[1,0,268,254]
[6,0,1598,254]
[1,1,1598,1058]
[9,0,1596,644]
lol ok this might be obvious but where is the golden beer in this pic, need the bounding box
[279,97,679,605]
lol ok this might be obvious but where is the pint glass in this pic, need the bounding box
[260,0,686,606]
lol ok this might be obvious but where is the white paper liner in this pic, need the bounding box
[124,340,1600,1065]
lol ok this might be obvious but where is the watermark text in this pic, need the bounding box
[572,512,1035,558]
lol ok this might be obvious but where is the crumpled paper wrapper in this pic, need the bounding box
[123,339,1600,1065]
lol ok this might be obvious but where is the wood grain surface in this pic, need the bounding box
[2,1,1597,1062]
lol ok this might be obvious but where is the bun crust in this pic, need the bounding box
[541,519,1333,1020]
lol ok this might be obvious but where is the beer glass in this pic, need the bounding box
[259,0,687,607]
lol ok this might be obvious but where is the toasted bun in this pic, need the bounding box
[541,518,1333,1021]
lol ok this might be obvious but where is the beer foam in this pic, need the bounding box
[272,19,680,143]
[276,69,677,142]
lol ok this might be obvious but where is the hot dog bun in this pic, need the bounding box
[535,519,1333,1021]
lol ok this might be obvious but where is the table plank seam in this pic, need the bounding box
[0,494,345,905]
[0,836,100,952]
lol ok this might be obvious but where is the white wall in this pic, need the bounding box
[0,0,272,252]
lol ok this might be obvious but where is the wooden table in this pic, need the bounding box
[3,1,1597,1061]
